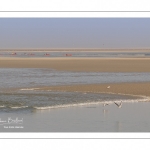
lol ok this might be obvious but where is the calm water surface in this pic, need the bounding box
[1,51,150,58]
[0,68,150,132]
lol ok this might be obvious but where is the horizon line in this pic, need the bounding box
[1,48,150,50]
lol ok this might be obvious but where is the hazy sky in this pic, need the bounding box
[0,18,150,49]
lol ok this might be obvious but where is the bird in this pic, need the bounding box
[114,101,122,108]
[107,86,110,89]
[103,102,109,107]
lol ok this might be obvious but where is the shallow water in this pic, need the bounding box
[1,102,150,132]
[0,68,150,112]
[1,68,150,89]
[0,90,145,113]
[1,51,150,58]
[0,68,150,132]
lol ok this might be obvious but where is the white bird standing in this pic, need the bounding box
[107,86,110,89]
[114,101,122,108]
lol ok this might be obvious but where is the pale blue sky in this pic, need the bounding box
[0,18,150,49]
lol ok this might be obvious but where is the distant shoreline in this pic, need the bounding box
[0,48,150,52]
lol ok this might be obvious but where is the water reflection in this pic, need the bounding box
[115,121,123,132]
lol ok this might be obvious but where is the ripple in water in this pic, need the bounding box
[0,90,148,112]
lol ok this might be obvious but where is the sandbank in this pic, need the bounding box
[1,57,150,72]
[37,82,150,97]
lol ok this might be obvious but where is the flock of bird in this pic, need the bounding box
[105,85,123,108]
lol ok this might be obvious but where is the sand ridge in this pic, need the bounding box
[37,82,150,97]
[1,57,150,72]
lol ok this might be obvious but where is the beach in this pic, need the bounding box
[0,57,150,97]
[0,56,150,132]
[1,18,150,134]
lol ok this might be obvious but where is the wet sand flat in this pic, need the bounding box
[1,57,150,132]
[38,82,150,97]
[1,57,150,98]
[1,57,150,72]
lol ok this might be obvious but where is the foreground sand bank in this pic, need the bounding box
[37,82,150,97]
[1,57,150,72]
